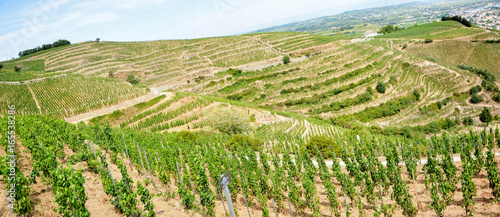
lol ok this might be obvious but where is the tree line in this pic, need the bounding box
[18,39,71,57]
[441,16,472,27]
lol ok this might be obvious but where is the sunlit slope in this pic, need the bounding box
[376,21,487,40]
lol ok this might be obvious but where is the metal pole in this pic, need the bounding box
[5,192,13,217]
[218,188,227,214]
[143,147,157,187]
[223,186,236,217]
[272,198,277,217]
[189,178,197,202]
[288,200,293,217]
[176,162,183,188]
[121,131,132,170]
[135,140,146,177]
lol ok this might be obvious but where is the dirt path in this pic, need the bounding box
[26,84,42,114]
[0,74,67,84]
[252,37,286,56]
[65,92,174,124]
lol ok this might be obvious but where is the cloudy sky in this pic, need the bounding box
[0,0,415,61]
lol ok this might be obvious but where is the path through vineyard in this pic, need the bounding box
[65,92,174,124]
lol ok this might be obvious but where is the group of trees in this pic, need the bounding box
[378,25,403,34]
[442,16,472,27]
[18,39,71,57]
[458,65,500,103]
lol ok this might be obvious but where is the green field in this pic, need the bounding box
[376,21,484,39]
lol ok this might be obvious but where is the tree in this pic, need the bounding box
[479,107,493,126]
[127,74,139,85]
[14,66,21,73]
[376,82,386,93]
[0,63,3,69]
[379,25,397,34]
[283,55,291,64]
[205,105,253,134]
[96,38,100,43]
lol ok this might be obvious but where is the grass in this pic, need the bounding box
[134,94,166,110]
[376,21,477,39]
[406,40,500,75]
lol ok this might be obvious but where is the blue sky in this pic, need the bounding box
[0,0,415,61]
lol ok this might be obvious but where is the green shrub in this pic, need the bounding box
[177,131,197,141]
[469,94,483,104]
[424,39,433,43]
[14,66,21,73]
[127,74,139,85]
[376,81,386,93]
[463,116,474,126]
[493,94,500,102]
[249,114,256,122]
[205,81,218,88]
[283,55,291,64]
[469,85,482,95]
[226,134,262,151]
[301,135,340,159]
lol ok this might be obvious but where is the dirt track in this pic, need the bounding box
[65,91,174,124]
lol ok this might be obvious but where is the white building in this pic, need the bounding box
[362,30,380,38]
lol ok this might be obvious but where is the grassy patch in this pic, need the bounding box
[134,94,166,110]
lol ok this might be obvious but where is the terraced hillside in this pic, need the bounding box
[0,32,337,118]
[1,21,499,135]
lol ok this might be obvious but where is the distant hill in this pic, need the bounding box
[252,0,495,35]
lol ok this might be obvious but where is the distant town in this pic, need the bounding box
[454,3,500,30]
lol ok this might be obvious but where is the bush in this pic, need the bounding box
[493,94,500,103]
[376,81,386,93]
[205,106,252,134]
[127,74,139,85]
[463,116,474,126]
[469,85,482,95]
[0,64,3,69]
[424,39,433,43]
[177,131,197,141]
[304,52,311,57]
[413,90,421,101]
[14,66,21,73]
[402,44,407,49]
[226,134,262,151]
[479,107,492,126]
[469,94,483,104]
[283,55,291,64]
[301,135,340,159]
